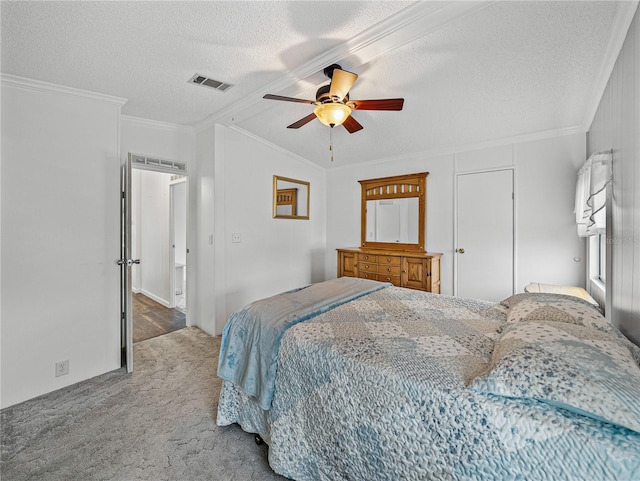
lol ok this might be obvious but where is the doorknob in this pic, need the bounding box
[457,248,465,254]
[116,259,141,266]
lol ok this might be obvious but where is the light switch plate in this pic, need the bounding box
[232,233,241,243]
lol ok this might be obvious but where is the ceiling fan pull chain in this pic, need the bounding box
[330,126,334,162]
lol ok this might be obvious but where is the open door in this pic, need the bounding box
[118,155,138,372]
[170,179,187,311]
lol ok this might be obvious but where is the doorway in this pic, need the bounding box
[131,168,188,343]
[455,168,514,301]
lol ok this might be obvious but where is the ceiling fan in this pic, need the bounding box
[263,64,404,133]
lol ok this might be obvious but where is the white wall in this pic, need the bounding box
[139,171,172,305]
[512,136,586,290]
[588,5,640,346]
[326,131,586,298]
[121,116,195,162]
[196,125,327,334]
[195,127,216,335]
[1,76,124,409]
[173,180,187,267]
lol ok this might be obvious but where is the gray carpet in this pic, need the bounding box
[1,327,288,481]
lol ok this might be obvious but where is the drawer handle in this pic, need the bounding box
[364,264,369,269]
[364,274,369,278]
[385,277,391,281]
[386,258,391,262]
[387,268,391,272]
[364,256,369,260]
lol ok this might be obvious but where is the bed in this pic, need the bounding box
[216,277,640,481]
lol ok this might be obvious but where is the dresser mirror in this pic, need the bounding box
[359,172,427,252]
[273,175,310,219]
[365,198,419,243]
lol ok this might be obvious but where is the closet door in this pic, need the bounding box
[456,169,514,301]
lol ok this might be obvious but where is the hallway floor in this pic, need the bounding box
[133,293,186,343]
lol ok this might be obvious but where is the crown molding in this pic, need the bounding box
[447,125,586,155]
[193,1,492,133]
[121,115,194,133]
[583,1,639,130]
[227,126,324,172]
[229,124,585,173]
[1,73,128,106]
[329,125,587,172]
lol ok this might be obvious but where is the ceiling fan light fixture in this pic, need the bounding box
[313,103,352,127]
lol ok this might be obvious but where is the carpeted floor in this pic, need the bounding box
[0,327,288,481]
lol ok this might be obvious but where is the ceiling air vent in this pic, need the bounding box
[189,73,233,92]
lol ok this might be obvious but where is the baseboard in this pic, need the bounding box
[140,289,171,308]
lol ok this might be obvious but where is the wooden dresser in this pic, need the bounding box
[337,248,442,294]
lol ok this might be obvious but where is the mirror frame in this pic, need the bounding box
[273,175,310,220]
[359,172,428,252]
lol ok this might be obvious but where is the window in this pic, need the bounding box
[577,150,611,293]
[587,218,606,288]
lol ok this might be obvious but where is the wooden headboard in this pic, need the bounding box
[276,188,297,215]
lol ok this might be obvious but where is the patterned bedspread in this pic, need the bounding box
[217,277,389,410]
[217,286,640,481]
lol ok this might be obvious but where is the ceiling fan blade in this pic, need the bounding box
[287,113,317,129]
[264,94,315,104]
[329,69,358,101]
[350,98,404,111]
[342,115,363,134]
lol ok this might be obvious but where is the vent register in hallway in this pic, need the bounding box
[131,154,187,173]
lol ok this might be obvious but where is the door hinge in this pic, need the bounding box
[121,312,125,320]
[122,191,125,199]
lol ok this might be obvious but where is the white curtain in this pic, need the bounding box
[575,150,612,237]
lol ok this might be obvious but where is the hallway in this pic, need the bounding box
[133,293,186,343]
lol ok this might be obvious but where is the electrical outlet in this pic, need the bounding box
[232,233,241,243]
[55,360,69,377]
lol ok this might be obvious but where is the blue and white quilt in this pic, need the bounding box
[217,284,640,481]
[217,277,390,410]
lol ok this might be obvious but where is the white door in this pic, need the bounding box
[456,169,514,301]
[170,179,187,310]
[119,155,138,372]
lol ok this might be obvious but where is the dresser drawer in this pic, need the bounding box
[378,255,401,266]
[358,272,378,281]
[378,274,401,286]
[359,253,378,263]
[358,262,377,273]
[378,265,401,276]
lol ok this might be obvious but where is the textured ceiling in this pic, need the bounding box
[1,1,633,168]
